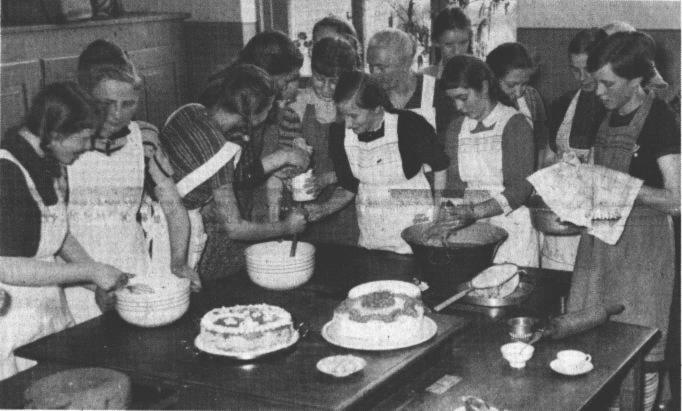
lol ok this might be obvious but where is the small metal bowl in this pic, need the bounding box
[507,316,539,342]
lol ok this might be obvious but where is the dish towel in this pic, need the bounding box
[527,156,643,245]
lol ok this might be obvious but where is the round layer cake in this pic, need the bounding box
[331,290,425,345]
[199,304,295,352]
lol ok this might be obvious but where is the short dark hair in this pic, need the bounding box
[77,39,141,91]
[568,28,608,56]
[333,70,394,112]
[238,31,303,76]
[199,64,276,120]
[586,31,656,81]
[431,6,473,53]
[311,36,358,78]
[25,82,100,149]
[312,15,357,40]
[441,55,513,107]
[485,42,534,79]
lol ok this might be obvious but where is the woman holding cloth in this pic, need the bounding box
[161,64,309,282]
[0,83,127,379]
[567,32,679,409]
[325,71,449,256]
[440,55,539,267]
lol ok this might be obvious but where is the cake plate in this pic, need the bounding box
[194,330,300,360]
[321,317,438,351]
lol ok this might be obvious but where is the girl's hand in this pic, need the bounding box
[95,287,116,313]
[303,174,325,197]
[451,203,476,221]
[91,264,129,291]
[171,263,202,292]
[283,208,307,235]
[303,203,325,222]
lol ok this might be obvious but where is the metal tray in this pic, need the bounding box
[460,278,535,307]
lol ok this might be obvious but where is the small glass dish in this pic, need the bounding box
[316,355,366,378]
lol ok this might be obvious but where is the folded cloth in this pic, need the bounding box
[528,160,643,245]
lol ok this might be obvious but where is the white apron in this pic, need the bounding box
[517,95,533,126]
[0,150,74,380]
[541,90,589,271]
[65,121,148,324]
[410,74,436,175]
[345,113,434,254]
[167,104,242,270]
[454,104,539,267]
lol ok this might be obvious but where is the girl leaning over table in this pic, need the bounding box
[567,31,679,410]
[0,83,128,380]
[439,55,539,268]
[65,40,197,324]
[161,64,309,283]
[322,70,449,256]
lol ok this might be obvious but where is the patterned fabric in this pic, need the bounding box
[161,104,234,210]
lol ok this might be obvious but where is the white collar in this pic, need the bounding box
[478,103,505,128]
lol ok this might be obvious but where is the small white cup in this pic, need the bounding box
[556,350,591,369]
[501,342,534,369]
[291,169,315,202]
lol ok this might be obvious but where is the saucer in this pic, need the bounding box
[550,359,594,376]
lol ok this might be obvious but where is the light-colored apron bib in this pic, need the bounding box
[409,74,436,175]
[517,95,533,126]
[345,113,434,254]
[167,104,242,270]
[0,150,74,380]
[568,91,674,362]
[454,104,539,267]
[65,121,148,324]
[541,90,590,271]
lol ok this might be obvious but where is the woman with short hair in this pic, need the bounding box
[0,82,127,379]
[568,31,679,409]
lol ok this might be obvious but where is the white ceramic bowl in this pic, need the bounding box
[116,295,189,310]
[115,277,190,303]
[245,241,315,290]
[347,280,421,299]
[116,298,189,327]
[500,342,534,369]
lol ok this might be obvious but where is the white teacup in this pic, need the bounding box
[501,342,534,369]
[556,350,591,369]
[291,169,315,202]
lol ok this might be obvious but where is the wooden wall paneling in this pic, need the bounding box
[129,46,179,128]
[42,55,79,84]
[0,60,42,139]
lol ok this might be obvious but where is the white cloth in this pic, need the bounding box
[65,121,149,324]
[453,104,539,267]
[0,150,74,380]
[527,161,643,245]
[345,113,434,254]
[168,104,242,269]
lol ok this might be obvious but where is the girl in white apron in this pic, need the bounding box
[66,40,196,324]
[440,55,539,267]
[541,28,607,271]
[0,83,127,380]
[326,71,449,254]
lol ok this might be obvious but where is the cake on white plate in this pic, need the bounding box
[330,290,426,346]
[199,304,295,352]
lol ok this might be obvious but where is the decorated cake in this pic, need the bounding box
[331,290,426,345]
[199,304,295,352]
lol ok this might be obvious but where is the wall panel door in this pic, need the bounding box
[129,46,180,128]
[1,60,42,139]
[42,55,79,84]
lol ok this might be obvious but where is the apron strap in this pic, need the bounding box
[0,149,45,209]
[176,142,242,198]
[421,74,436,108]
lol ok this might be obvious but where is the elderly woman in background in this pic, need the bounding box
[486,42,549,168]
[423,6,473,79]
[66,40,196,324]
[567,32,679,410]
[0,83,127,379]
[161,64,309,283]
[440,55,539,267]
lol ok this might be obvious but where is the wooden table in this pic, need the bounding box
[5,244,659,410]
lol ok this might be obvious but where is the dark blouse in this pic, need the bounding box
[0,130,61,257]
[608,98,680,188]
[548,89,606,152]
[329,110,449,194]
